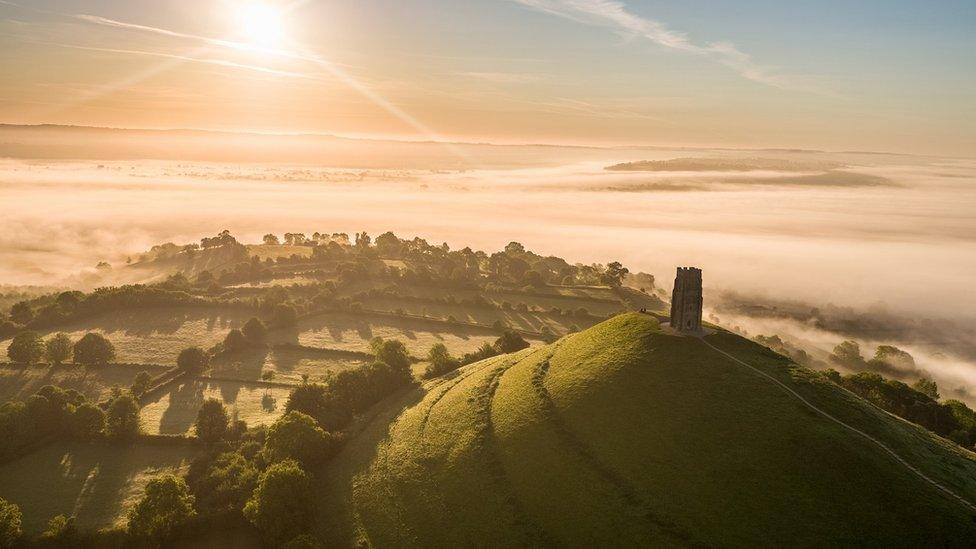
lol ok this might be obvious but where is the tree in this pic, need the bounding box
[131,371,153,397]
[106,394,140,438]
[425,343,459,378]
[272,304,298,327]
[72,333,115,365]
[7,331,44,364]
[194,398,230,443]
[263,234,280,245]
[70,402,106,438]
[243,460,314,545]
[494,330,529,353]
[127,474,196,541]
[0,497,22,548]
[242,317,268,345]
[375,231,401,257]
[873,345,917,373]
[373,339,411,372]
[45,333,73,365]
[177,347,209,373]
[913,377,940,400]
[601,261,629,287]
[829,340,865,369]
[504,241,525,255]
[222,329,248,353]
[9,302,33,325]
[264,411,335,468]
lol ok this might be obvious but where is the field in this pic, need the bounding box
[140,379,293,435]
[357,296,597,335]
[0,307,254,366]
[277,311,510,356]
[334,314,976,546]
[210,347,366,385]
[0,363,168,403]
[228,275,321,289]
[246,244,314,260]
[0,441,199,534]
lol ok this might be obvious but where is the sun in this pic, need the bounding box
[233,1,287,49]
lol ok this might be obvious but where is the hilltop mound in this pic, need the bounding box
[348,313,976,546]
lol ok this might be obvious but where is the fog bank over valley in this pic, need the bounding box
[1,128,974,400]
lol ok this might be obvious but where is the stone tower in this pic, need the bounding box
[670,267,703,333]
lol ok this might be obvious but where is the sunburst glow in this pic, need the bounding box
[233,1,287,49]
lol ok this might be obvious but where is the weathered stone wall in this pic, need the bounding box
[670,267,703,332]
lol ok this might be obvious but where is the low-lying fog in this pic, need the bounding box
[2,133,975,400]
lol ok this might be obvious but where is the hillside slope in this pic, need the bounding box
[342,313,976,547]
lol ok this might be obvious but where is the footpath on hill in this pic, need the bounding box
[698,335,976,514]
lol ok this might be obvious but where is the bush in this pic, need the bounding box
[194,398,229,443]
[72,333,115,365]
[7,331,44,364]
[45,333,73,365]
[127,474,196,542]
[243,460,314,545]
[264,411,336,468]
[177,347,209,374]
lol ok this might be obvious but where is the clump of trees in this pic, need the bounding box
[283,338,413,431]
[127,475,197,542]
[823,368,976,448]
[0,385,133,462]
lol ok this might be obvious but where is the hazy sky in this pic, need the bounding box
[0,0,973,154]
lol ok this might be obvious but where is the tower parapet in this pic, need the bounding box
[670,267,703,333]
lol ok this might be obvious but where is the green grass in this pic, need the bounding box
[0,363,168,403]
[0,441,198,534]
[210,347,366,385]
[139,379,292,435]
[280,311,504,356]
[0,307,253,366]
[337,313,976,546]
[358,296,598,335]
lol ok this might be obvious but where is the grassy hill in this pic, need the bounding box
[338,313,976,547]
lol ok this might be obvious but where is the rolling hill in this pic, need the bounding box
[340,313,976,547]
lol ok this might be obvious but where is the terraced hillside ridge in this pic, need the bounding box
[347,313,976,547]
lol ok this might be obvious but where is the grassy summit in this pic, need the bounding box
[348,313,976,547]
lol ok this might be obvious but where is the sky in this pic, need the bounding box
[0,0,973,154]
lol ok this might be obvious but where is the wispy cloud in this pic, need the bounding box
[511,0,820,92]
[31,39,315,80]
